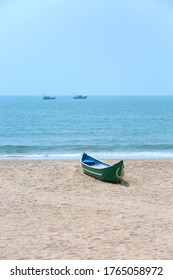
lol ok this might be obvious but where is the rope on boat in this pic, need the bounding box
[116,167,125,184]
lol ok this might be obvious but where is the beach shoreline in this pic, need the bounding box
[0,159,173,259]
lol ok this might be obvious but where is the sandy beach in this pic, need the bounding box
[0,159,173,260]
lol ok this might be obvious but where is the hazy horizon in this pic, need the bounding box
[1,94,173,97]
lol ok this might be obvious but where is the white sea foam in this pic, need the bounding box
[1,151,173,160]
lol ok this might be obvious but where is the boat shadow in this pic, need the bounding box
[119,179,129,187]
[108,179,129,187]
[95,178,129,187]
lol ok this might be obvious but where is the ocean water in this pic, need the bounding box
[0,95,173,159]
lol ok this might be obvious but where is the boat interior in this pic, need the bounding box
[83,158,109,169]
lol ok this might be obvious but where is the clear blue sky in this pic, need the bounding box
[0,0,173,95]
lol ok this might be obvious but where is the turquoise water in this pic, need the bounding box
[0,95,173,159]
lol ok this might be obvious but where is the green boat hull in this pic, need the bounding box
[81,153,124,183]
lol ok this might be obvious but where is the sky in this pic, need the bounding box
[0,0,173,96]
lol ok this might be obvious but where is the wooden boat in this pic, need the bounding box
[80,153,124,183]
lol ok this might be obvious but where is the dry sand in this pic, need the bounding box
[0,159,173,259]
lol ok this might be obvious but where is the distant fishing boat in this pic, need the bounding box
[73,94,87,99]
[81,153,124,183]
[43,95,56,100]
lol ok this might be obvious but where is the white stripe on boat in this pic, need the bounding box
[83,167,102,176]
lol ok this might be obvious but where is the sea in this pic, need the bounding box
[0,95,173,160]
